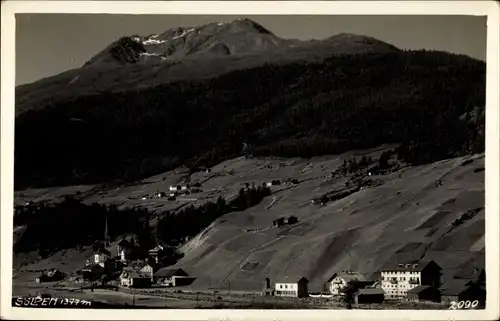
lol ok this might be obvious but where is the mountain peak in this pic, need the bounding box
[222,18,273,34]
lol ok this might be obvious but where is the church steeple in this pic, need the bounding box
[104,216,110,248]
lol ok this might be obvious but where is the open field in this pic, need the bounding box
[13,147,485,296]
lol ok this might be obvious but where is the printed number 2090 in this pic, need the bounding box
[449,300,479,309]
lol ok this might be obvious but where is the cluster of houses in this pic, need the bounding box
[140,183,203,201]
[261,260,486,306]
[272,215,299,227]
[35,268,65,284]
[265,178,299,188]
[74,240,195,289]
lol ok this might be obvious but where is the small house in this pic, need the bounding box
[354,288,385,304]
[46,268,64,280]
[406,285,441,303]
[82,263,105,281]
[272,217,285,227]
[154,268,192,287]
[284,215,298,225]
[35,269,65,283]
[148,245,164,264]
[266,180,281,187]
[117,238,134,262]
[127,261,156,278]
[169,185,182,192]
[275,276,309,298]
[326,271,368,295]
[120,269,151,288]
[156,192,166,198]
[93,249,111,267]
[123,262,155,281]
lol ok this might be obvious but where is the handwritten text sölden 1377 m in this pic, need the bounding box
[14,297,91,307]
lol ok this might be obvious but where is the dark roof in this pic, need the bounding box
[128,260,150,270]
[121,270,150,279]
[380,260,441,272]
[82,263,104,271]
[154,267,188,278]
[118,239,132,248]
[407,285,431,294]
[327,271,366,283]
[95,248,111,255]
[354,288,385,296]
[276,276,308,283]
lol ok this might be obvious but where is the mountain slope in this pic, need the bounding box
[15,49,485,189]
[12,151,485,293]
[84,18,292,66]
[172,153,484,292]
[15,20,400,117]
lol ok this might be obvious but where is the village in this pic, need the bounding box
[30,178,486,310]
[17,152,487,309]
[31,237,486,309]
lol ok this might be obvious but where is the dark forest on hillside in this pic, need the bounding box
[14,185,271,257]
[14,50,485,189]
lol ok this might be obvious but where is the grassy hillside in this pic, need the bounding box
[173,153,485,292]
[13,150,485,292]
[15,50,485,189]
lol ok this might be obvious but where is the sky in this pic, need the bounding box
[15,14,486,86]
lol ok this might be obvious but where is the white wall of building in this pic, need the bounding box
[119,249,127,262]
[381,270,421,299]
[329,276,348,295]
[275,282,299,297]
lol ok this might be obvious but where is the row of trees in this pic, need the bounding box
[15,185,271,257]
[338,155,375,175]
[156,185,271,245]
[14,197,147,255]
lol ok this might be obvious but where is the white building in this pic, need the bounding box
[117,239,134,262]
[274,276,309,298]
[169,185,189,192]
[93,252,110,268]
[326,271,366,295]
[380,260,442,300]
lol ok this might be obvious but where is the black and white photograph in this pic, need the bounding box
[1,1,499,320]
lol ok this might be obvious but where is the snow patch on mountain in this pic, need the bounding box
[143,38,167,45]
[173,28,196,40]
[139,52,166,60]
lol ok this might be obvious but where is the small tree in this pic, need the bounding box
[341,280,363,309]
[379,151,390,169]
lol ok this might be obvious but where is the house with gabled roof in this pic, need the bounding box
[148,245,165,263]
[380,260,442,300]
[326,271,372,295]
[406,285,441,303]
[120,269,151,288]
[354,288,385,304]
[154,267,192,287]
[117,238,135,262]
[274,276,309,298]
